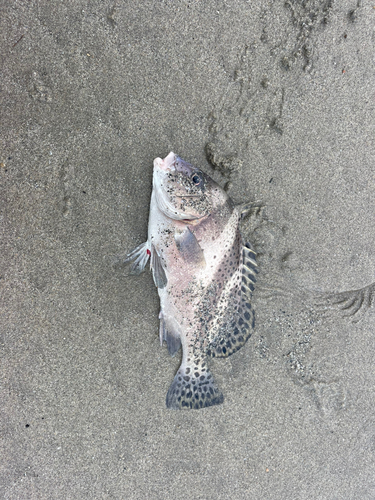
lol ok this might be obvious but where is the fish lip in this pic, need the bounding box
[180,213,209,224]
[153,152,177,173]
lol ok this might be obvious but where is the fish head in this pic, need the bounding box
[153,152,231,222]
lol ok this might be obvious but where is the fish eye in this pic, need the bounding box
[191,173,201,186]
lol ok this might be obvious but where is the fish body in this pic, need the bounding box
[125,152,258,409]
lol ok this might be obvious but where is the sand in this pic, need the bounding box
[1,1,374,498]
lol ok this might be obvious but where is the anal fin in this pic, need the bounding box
[159,313,181,357]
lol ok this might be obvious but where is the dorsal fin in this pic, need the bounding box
[206,242,258,358]
[236,201,264,219]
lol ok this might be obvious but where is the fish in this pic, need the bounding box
[124,152,258,409]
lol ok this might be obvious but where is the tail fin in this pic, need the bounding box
[166,361,223,410]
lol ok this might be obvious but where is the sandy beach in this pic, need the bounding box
[1,1,374,498]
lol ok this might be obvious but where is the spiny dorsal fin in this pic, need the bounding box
[236,201,264,219]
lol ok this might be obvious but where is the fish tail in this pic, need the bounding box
[166,359,223,410]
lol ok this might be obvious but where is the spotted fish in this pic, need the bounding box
[125,152,258,409]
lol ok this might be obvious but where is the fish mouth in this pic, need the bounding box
[153,152,177,173]
[153,152,203,222]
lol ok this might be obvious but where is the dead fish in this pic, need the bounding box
[125,152,258,409]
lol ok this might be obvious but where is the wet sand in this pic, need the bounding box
[1,1,375,498]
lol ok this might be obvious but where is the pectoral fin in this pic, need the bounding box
[175,228,206,268]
